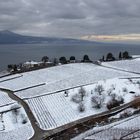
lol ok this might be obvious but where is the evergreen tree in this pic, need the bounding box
[123,51,129,59]
[102,56,105,61]
[59,56,67,64]
[70,56,76,62]
[82,55,91,62]
[42,56,49,63]
[106,53,115,61]
[119,52,122,59]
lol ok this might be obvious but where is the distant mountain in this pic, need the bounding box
[0,30,101,45]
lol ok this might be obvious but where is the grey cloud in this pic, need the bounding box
[0,0,140,38]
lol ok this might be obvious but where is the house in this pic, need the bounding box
[23,61,40,69]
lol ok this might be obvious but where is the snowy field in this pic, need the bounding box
[0,63,99,91]
[0,99,34,140]
[0,124,34,140]
[102,58,140,73]
[0,63,138,94]
[1,63,137,99]
[0,63,139,138]
[26,78,140,130]
[0,91,15,107]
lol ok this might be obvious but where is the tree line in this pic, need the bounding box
[102,51,132,62]
[7,51,132,72]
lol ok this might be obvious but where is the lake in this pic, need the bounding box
[0,43,140,71]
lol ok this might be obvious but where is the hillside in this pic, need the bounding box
[0,60,140,139]
[0,30,98,45]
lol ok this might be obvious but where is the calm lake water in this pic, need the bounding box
[0,43,140,71]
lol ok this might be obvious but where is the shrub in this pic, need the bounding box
[122,87,128,93]
[71,94,82,103]
[22,118,28,124]
[107,99,121,110]
[107,93,124,110]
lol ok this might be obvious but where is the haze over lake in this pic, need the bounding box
[0,43,140,71]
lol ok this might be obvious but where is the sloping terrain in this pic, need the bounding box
[102,58,140,74]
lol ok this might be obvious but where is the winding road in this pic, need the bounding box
[0,88,49,140]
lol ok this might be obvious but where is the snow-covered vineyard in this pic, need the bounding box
[102,58,140,73]
[0,90,34,139]
[0,124,34,140]
[0,60,140,139]
[0,91,15,107]
[0,63,138,99]
[26,78,140,130]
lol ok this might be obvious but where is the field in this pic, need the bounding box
[0,124,34,140]
[0,63,136,99]
[0,91,34,140]
[26,78,140,130]
[0,91,15,107]
[0,62,140,139]
[102,58,140,73]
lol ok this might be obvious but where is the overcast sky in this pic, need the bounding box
[1,0,140,41]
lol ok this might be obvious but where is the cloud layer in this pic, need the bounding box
[1,0,140,39]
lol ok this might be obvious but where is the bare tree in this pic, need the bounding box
[91,96,103,109]
[79,87,86,101]
[11,104,20,123]
[78,102,85,112]
[71,94,81,103]
[94,85,104,95]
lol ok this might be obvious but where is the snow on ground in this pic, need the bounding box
[10,63,138,99]
[0,101,34,139]
[102,58,140,73]
[0,63,138,94]
[0,63,139,138]
[26,78,140,130]
[27,91,106,130]
[0,104,34,140]
[72,114,140,140]
[0,74,22,82]
[0,124,34,140]
[0,63,99,91]
[1,105,29,131]
[132,55,140,58]
[0,91,15,107]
